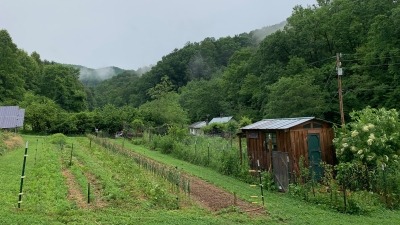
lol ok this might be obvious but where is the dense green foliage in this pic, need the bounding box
[2,0,400,132]
[0,30,87,112]
[85,0,400,124]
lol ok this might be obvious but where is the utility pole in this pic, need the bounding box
[336,53,345,126]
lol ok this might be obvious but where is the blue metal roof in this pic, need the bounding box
[0,106,25,129]
[241,117,315,130]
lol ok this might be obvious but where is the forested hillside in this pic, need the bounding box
[1,0,400,134]
[91,0,400,124]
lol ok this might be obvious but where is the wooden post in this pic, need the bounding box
[336,53,345,126]
[257,160,265,207]
[239,135,243,165]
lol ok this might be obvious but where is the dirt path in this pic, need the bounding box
[184,173,265,215]
[62,167,107,209]
[62,169,88,208]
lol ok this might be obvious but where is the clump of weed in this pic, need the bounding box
[50,133,68,145]
[0,131,24,155]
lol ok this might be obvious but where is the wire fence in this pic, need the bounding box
[87,134,190,195]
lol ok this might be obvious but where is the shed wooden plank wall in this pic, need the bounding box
[246,131,269,170]
[244,120,336,173]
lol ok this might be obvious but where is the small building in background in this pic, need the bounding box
[209,116,233,124]
[189,121,207,136]
[240,117,336,191]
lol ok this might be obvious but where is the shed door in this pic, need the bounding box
[307,134,322,180]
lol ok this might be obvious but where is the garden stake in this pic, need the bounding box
[88,182,90,204]
[34,139,38,165]
[18,141,28,208]
[311,168,315,197]
[382,164,388,207]
[257,160,265,207]
[207,143,210,165]
[69,143,73,167]
[343,183,347,212]
[194,140,197,155]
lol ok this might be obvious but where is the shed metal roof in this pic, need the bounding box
[241,117,315,130]
[189,121,207,129]
[209,116,233,124]
[0,106,25,129]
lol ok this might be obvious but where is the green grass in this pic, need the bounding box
[1,134,398,224]
[0,135,272,224]
[113,137,400,225]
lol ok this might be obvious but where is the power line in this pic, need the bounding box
[307,56,336,66]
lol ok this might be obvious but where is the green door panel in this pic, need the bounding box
[307,134,322,180]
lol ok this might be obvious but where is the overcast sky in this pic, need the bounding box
[1,0,316,70]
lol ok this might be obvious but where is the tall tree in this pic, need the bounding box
[179,78,225,122]
[38,64,87,112]
[263,75,328,118]
[0,30,25,104]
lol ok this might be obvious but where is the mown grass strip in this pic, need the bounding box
[113,138,400,225]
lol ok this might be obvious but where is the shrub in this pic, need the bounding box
[219,151,240,176]
[49,133,68,146]
[262,171,276,192]
[150,135,176,154]
[158,135,176,154]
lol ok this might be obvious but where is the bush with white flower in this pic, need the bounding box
[333,107,400,209]
[334,107,400,169]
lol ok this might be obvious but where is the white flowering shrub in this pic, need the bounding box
[334,107,400,169]
[334,107,400,209]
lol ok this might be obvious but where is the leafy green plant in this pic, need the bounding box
[334,107,400,169]
[262,171,276,192]
[334,107,400,208]
[49,133,68,145]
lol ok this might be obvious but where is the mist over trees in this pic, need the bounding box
[1,0,400,133]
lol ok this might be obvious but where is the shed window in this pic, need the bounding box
[303,123,312,128]
[313,122,322,128]
[265,132,277,151]
[248,132,258,138]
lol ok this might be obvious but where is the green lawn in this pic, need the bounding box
[0,135,271,225]
[113,137,400,225]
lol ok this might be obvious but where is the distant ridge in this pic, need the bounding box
[250,20,286,43]
[66,64,153,87]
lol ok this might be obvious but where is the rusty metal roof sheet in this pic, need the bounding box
[241,117,315,130]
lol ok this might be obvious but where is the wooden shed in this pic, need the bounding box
[240,117,336,190]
